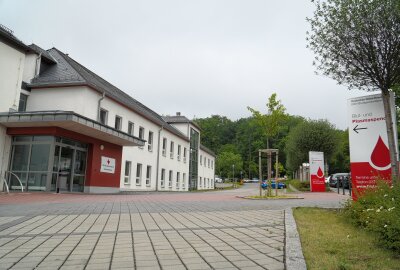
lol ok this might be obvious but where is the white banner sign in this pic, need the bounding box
[100,156,116,174]
[348,93,397,199]
[309,151,325,192]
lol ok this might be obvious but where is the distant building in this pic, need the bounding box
[0,24,215,193]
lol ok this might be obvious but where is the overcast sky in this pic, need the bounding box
[0,0,373,129]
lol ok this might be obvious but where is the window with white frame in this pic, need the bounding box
[168,170,173,188]
[99,108,108,125]
[182,173,186,188]
[136,163,142,185]
[161,169,165,187]
[176,172,180,189]
[204,156,206,166]
[148,131,153,152]
[128,121,134,135]
[139,127,145,148]
[115,115,122,130]
[162,138,167,156]
[183,147,187,163]
[146,165,151,186]
[124,161,131,184]
[200,155,202,165]
[177,145,181,161]
[211,160,214,169]
[208,159,210,168]
[170,141,174,159]
[199,177,202,187]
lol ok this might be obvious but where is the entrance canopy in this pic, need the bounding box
[0,111,145,147]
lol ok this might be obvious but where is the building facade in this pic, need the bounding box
[0,25,215,193]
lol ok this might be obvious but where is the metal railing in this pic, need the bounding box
[2,177,9,194]
[4,171,24,193]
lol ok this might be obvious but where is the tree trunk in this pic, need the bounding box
[381,90,399,185]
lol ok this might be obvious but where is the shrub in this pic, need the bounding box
[344,181,400,251]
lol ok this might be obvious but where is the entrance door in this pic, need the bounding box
[57,147,74,192]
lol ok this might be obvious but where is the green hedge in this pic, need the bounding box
[344,182,400,251]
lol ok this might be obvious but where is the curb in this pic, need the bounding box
[285,207,307,270]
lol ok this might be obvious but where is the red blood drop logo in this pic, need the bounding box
[370,136,390,168]
[317,167,324,178]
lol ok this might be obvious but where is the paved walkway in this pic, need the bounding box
[0,184,349,270]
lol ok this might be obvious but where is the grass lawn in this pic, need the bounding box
[293,207,400,270]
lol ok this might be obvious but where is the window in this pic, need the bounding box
[168,170,173,188]
[176,172,180,189]
[211,160,214,169]
[200,155,203,165]
[183,147,187,163]
[170,141,174,159]
[128,121,134,135]
[199,177,202,187]
[124,161,131,184]
[146,166,151,186]
[148,131,153,152]
[162,138,167,156]
[204,156,206,166]
[115,115,122,130]
[18,94,28,112]
[208,159,210,168]
[99,109,108,125]
[136,163,142,185]
[177,145,181,161]
[182,173,186,188]
[139,127,145,149]
[161,169,165,187]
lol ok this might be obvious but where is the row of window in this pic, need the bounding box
[161,138,187,162]
[199,177,214,188]
[100,108,154,150]
[160,169,186,189]
[124,161,152,186]
[200,154,214,169]
[124,161,187,189]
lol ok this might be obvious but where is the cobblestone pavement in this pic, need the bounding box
[0,184,349,270]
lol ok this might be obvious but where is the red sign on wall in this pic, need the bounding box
[309,151,325,192]
[348,93,397,200]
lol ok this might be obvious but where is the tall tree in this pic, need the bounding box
[247,93,287,149]
[308,0,400,183]
[285,119,340,173]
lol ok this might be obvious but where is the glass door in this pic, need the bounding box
[57,147,74,192]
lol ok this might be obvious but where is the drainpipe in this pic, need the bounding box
[155,125,164,191]
[97,92,106,121]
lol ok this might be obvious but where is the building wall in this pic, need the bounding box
[27,86,99,117]
[0,41,25,112]
[198,149,215,190]
[157,129,190,191]
[22,53,37,82]
[27,85,191,192]
[0,41,26,190]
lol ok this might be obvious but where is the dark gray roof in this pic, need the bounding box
[29,48,189,141]
[0,24,31,52]
[200,144,216,157]
[28,44,57,64]
[162,115,201,130]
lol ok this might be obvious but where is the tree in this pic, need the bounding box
[215,151,243,179]
[248,93,287,149]
[308,0,400,183]
[285,119,340,173]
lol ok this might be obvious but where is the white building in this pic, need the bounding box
[0,24,215,193]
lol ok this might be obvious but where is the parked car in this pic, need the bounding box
[329,173,350,188]
[251,178,259,183]
[261,180,286,189]
[215,177,223,183]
